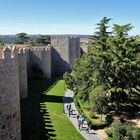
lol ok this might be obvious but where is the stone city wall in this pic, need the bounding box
[0,35,81,140]
[0,48,21,140]
[27,45,51,78]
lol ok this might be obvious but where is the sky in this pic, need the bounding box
[0,0,140,35]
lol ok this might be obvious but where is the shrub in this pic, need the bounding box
[112,122,127,140]
[83,106,90,111]
[107,122,139,140]
[105,114,113,125]
[105,128,113,137]
[125,125,134,140]
[91,122,107,130]
[133,128,140,140]
[83,103,90,111]
[89,112,97,118]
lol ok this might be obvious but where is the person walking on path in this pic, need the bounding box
[68,104,72,117]
[78,119,82,130]
[86,121,92,133]
[66,104,69,111]
[81,115,85,127]
[77,114,79,121]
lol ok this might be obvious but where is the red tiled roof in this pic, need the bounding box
[15,44,28,49]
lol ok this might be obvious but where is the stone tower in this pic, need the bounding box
[18,48,28,99]
[0,47,21,140]
[51,35,80,76]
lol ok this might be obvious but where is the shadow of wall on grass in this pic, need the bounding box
[40,104,57,139]
[21,78,57,140]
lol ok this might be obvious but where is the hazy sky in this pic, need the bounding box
[0,0,140,35]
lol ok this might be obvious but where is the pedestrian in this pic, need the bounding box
[77,114,79,121]
[86,120,91,133]
[78,120,82,130]
[69,104,71,110]
[70,108,73,115]
[68,110,71,117]
[68,104,72,117]
[66,104,69,111]
[81,115,85,126]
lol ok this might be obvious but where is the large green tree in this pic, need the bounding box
[36,35,51,45]
[64,17,140,112]
[14,32,29,44]
[90,85,108,121]
[104,24,140,110]
[90,17,111,51]
[91,22,140,110]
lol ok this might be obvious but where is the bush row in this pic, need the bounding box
[105,122,140,140]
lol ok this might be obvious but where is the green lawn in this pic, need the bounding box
[40,80,84,140]
[21,78,84,140]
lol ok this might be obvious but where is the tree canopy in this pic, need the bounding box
[14,32,29,44]
[36,35,51,45]
[64,17,140,112]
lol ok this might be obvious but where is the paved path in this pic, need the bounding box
[63,89,104,140]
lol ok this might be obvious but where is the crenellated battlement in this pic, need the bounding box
[0,46,28,60]
[51,35,69,40]
[69,36,80,39]
[0,47,15,59]
[51,35,80,40]
[18,48,26,54]
[29,45,51,53]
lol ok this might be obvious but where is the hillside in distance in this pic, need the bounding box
[0,34,90,44]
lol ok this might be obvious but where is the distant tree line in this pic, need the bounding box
[14,32,51,46]
[0,33,51,47]
[0,37,4,47]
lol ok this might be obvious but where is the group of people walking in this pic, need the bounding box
[77,114,92,133]
[66,103,92,133]
[66,104,73,117]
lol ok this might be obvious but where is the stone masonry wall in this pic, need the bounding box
[69,36,80,65]
[41,46,52,78]
[0,36,80,140]
[0,48,21,140]
[51,35,80,76]
[18,48,28,99]
[27,46,51,78]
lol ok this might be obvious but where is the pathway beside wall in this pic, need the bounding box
[63,89,104,140]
